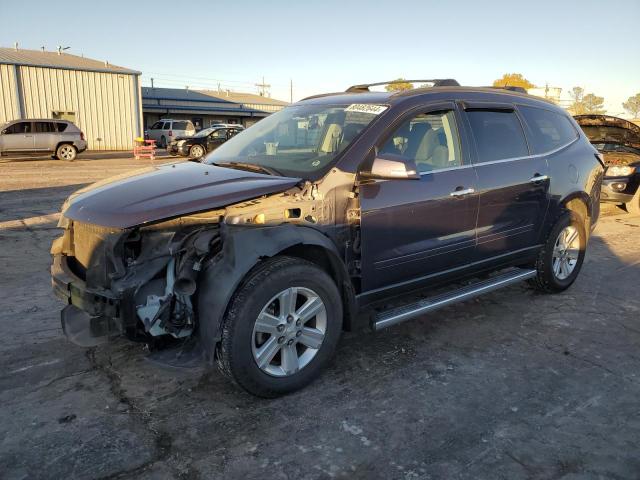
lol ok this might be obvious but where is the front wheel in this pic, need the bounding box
[189,144,205,160]
[216,256,343,397]
[56,144,77,161]
[529,211,586,293]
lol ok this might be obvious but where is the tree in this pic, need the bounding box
[492,73,535,90]
[385,78,414,92]
[623,93,640,118]
[568,87,605,115]
[569,86,584,103]
[582,93,606,114]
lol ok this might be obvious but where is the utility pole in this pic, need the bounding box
[255,76,271,97]
[150,77,154,89]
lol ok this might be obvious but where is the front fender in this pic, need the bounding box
[196,223,345,361]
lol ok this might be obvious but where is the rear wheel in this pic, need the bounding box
[56,144,77,161]
[625,189,640,216]
[529,211,586,293]
[159,136,167,149]
[216,256,343,397]
[189,144,205,160]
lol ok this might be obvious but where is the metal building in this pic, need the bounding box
[142,87,288,130]
[0,47,143,150]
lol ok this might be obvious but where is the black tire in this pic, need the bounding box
[216,256,343,397]
[625,189,640,216]
[529,211,586,293]
[55,144,77,161]
[189,144,205,160]
[159,136,167,149]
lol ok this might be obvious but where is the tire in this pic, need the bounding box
[529,211,586,293]
[159,136,167,149]
[189,144,205,160]
[215,256,343,397]
[56,144,77,161]
[625,189,640,216]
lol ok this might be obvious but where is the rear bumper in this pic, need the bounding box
[75,140,88,153]
[52,254,123,346]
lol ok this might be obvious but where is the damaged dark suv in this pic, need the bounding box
[51,79,604,397]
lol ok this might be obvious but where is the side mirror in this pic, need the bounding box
[361,154,420,180]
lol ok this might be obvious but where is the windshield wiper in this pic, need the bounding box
[213,161,282,176]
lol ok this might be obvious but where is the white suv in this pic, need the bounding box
[146,119,196,148]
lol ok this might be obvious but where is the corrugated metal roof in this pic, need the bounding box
[200,89,289,106]
[0,47,140,75]
[142,87,235,103]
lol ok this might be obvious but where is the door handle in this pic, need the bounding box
[450,187,475,197]
[529,174,549,183]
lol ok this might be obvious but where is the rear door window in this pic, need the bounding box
[518,105,578,154]
[466,110,528,162]
[34,121,56,133]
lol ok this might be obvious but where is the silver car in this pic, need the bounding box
[0,119,87,160]
[146,119,196,148]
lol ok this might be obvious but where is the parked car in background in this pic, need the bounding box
[167,125,244,160]
[146,119,196,148]
[52,80,603,397]
[575,115,640,215]
[0,119,87,160]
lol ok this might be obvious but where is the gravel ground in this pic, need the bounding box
[1,155,639,479]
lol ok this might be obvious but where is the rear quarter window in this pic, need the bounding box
[55,122,69,132]
[172,121,189,130]
[518,105,578,154]
[466,110,528,162]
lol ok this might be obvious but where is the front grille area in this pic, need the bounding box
[72,222,122,269]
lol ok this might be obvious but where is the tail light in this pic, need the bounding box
[80,131,85,141]
[168,130,173,137]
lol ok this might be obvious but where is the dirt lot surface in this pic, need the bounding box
[1,155,639,479]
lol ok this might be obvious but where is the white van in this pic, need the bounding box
[146,119,195,148]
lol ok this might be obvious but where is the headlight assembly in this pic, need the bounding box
[606,165,636,177]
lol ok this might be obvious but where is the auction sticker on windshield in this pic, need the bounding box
[345,104,388,115]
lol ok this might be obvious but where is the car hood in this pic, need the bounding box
[574,115,640,149]
[62,161,301,228]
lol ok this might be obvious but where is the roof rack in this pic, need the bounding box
[486,85,528,94]
[345,79,460,93]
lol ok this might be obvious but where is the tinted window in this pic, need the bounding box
[210,129,227,139]
[380,110,462,173]
[150,121,162,130]
[55,122,68,132]
[161,122,170,130]
[172,121,189,130]
[518,105,578,154]
[466,110,528,162]
[34,121,56,133]
[4,122,31,134]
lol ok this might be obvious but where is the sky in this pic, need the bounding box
[1,0,639,115]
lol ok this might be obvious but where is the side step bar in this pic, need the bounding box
[372,268,536,331]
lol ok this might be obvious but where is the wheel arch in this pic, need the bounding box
[196,224,356,361]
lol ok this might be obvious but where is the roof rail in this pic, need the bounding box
[486,85,528,94]
[346,79,460,93]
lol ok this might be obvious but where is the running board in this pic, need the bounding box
[372,268,536,331]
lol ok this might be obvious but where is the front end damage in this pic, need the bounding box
[51,212,223,347]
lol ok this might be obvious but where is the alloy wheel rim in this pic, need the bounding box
[251,286,327,377]
[192,146,204,158]
[552,225,580,280]
[60,146,74,159]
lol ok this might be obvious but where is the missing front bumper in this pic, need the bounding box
[61,304,123,347]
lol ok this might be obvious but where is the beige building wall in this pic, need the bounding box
[0,65,142,150]
[0,64,20,122]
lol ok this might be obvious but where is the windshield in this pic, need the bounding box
[204,104,386,178]
[193,127,215,138]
